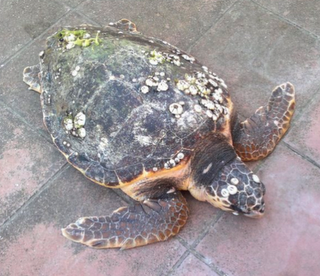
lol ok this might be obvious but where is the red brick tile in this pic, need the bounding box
[77,0,237,50]
[1,222,186,276]
[172,253,219,276]
[195,145,320,275]
[0,107,65,225]
[178,192,221,245]
[285,93,320,165]
[0,167,187,276]
[191,0,320,118]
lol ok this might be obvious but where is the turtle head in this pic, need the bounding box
[204,156,266,218]
[191,136,265,218]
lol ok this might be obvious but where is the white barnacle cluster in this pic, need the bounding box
[169,102,185,118]
[221,177,240,199]
[39,50,45,61]
[221,175,260,198]
[63,33,77,50]
[175,71,229,121]
[71,65,81,77]
[62,141,71,148]
[54,67,62,82]
[181,54,195,63]
[164,152,185,169]
[140,72,170,94]
[63,111,87,139]
[57,29,101,52]
[148,50,181,66]
[42,91,52,106]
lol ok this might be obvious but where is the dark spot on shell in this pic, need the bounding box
[247,196,256,207]
[237,182,245,191]
[245,186,253,195]
[250,179,260,188]
[229,194,238,205]
[239,192,247,205]
[254,188,262,198]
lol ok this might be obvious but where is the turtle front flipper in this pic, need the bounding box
[61,191,188,249]
[23,65,41,93]
[233,82,295,161]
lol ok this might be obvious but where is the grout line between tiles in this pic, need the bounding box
[0,9,73,69]
[250,0,319,41]
[0,0,95,70]
[166,249,190,276]
[170,211,227,276]
[283,142,320,169]
[0,99,54,146]
[75,10,102,26]
[0,162,69,231]
[191,210,224,249]
[189,248,229,276]
[187,0,241,53]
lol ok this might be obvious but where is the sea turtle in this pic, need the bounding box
[23,19,295,249]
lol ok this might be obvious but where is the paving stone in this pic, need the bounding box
[254,0,320,37]
[195,145,320,275]
[76,0,237,50]
[191,0,320,118]
[0,107,66,226]
[171,253,219,276]
[0,12,98,132]
[0,0,69,64]
[0,166,186,276]
[57,0,87,8]
[285,92,320,165]
[178,192,221,246]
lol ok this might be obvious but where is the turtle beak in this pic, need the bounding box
[244,204,265,219]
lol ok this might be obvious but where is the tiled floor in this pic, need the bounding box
[1,0,319,275]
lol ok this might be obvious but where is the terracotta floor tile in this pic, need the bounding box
[178,192,221,246]
[171,253,219,276]
[0,107,66,225]
[285,92,320,165]
[0,167,187,276]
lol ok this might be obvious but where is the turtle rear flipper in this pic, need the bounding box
[61,191,188,249]
[233,82,295,161]
[23,65,41,93]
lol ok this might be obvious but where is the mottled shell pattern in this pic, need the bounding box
[39,23,231,187]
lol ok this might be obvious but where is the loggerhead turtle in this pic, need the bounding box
[23,19,295,249]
